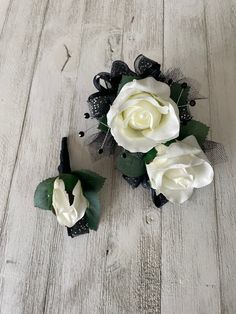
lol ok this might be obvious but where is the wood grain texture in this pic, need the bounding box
[104,1,164,313]
[161,1,221,313]
[0,0,236,313]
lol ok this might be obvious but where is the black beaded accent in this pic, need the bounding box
[79,131,85,137]
[168,79,173,85]
[67,216,89,238]
[122,153,127,158]
[181,82,188,89]
[84,112,90,119]
[179,106,192,122]
[190,100,196,106]
[98,148,104,154]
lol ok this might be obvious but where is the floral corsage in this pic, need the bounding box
[81,55,214,207]
[34,137,105,237]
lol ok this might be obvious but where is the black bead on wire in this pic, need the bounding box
[84,112,90,119]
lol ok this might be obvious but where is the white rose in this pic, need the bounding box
[146,135,214,204]
[107,77,180,153]
[52,178,88,227]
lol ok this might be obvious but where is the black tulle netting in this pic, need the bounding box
[82,55,225,208]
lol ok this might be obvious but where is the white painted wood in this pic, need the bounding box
[102,1,163,313]
[0,0,49,231]
[161,1,221,313]
[0,0,11,34]
[205,1,236,313]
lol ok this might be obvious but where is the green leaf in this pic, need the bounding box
[144,148,157,164]
[98,116,109,133]
[117,74,139,93]
[170,82,190,106]
[84,191,101,230]
[58,174,79,193]
[34,177,56,210]
[179,120,209,146]
[116,151,146,177]
[72,170,106,193]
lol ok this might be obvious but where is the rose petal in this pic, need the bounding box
[52,178,88,228]
[146,135,214,204]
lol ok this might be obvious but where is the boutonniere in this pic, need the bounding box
[34,137,105,237]
[79,54,218,207]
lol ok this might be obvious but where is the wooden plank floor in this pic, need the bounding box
[0,0,235,313]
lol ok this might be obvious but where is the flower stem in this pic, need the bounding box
[58,137,71,174]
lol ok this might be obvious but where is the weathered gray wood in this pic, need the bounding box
[0,0,49,229]
[161,1,221,313]
[102,1,163,313]
[0,0,86,313]
[0,0,236,313]
[205,1,236,313]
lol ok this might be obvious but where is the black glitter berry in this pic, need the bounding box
[122,153,127,158]
[181,82,188,89]
[168,79,173,85]
[98,148,104,154]
[79,131,85,137]
[84,112,90,119]
[190,100,196,106]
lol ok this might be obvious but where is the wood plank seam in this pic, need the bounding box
[160,1,165,313]
[203,3,223,313]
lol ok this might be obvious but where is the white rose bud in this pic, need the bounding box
[146,135,214,204]
[107,77,180,153]
[52,178,88,227]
